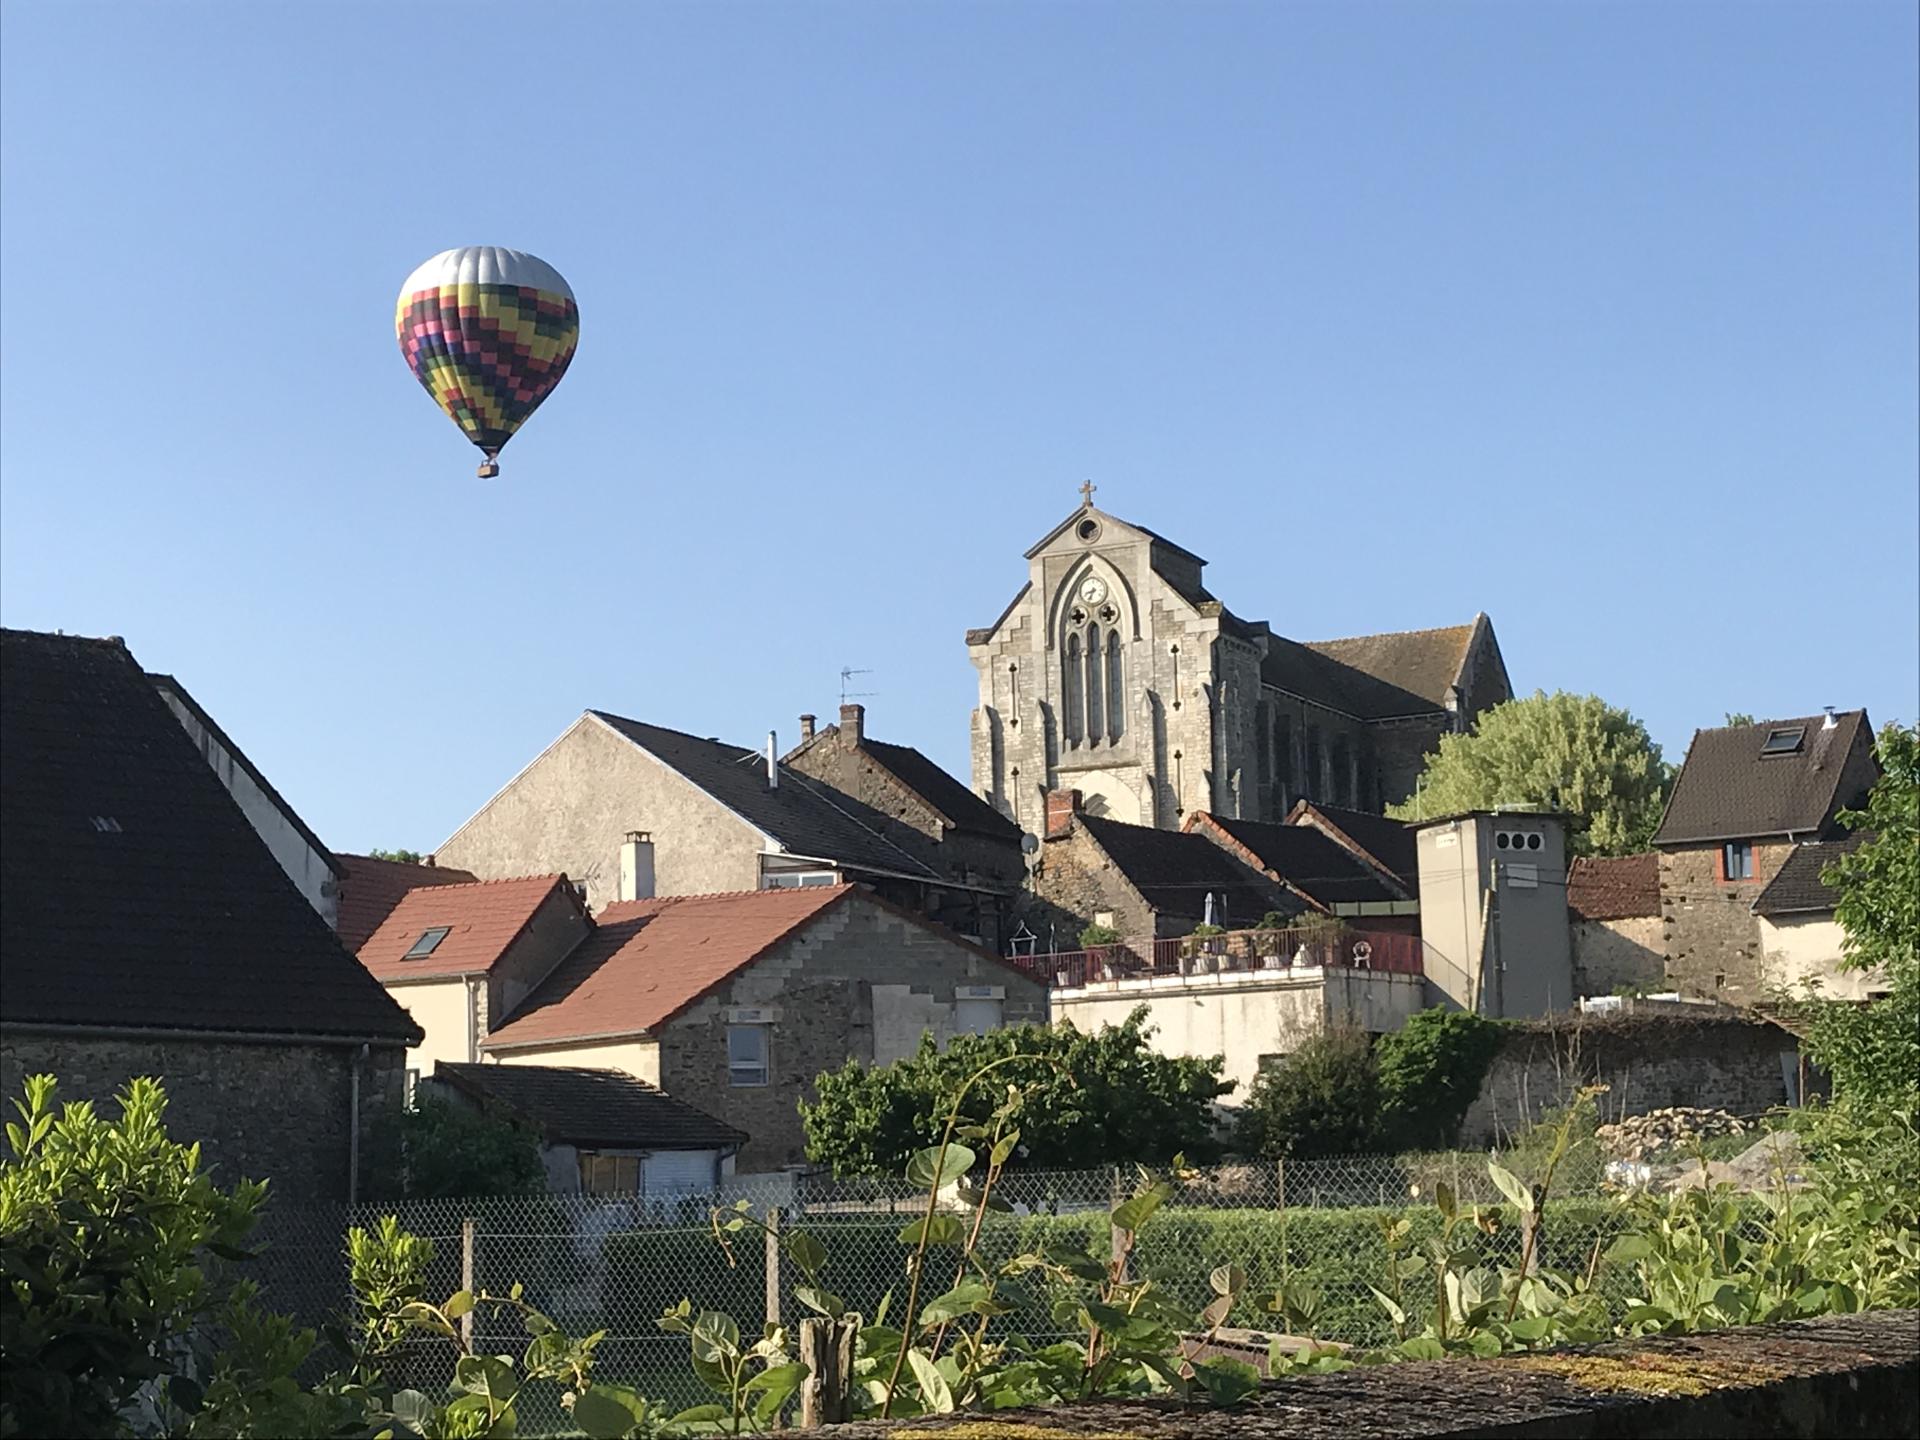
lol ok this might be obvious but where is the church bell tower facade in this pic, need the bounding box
[966,491,1245,837]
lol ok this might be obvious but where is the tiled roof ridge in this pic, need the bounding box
[385,872,568,893]
[601,882,857,909]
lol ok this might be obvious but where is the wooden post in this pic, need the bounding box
[765,1207,782,1330]
[460,1217,477,1347]
[798,1312,861,1428]
[1108,1166,1129,1283]
[1275,1155,1285,1211]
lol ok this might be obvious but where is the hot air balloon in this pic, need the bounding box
[396,247,579,477]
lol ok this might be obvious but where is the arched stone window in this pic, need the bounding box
[1062,634,1084,745]
[1105,630,1124,739]
[1085,624,1105,742]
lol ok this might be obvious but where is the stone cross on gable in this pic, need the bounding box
[1079,480,1096,506]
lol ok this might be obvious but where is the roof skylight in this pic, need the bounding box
[1760,726,1806,757]
[404,926,451,959]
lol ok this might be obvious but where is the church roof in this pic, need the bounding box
[1303,621,1481,711]
[589,712,943,881]
[1022,503,1205,565]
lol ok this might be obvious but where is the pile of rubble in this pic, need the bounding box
[1596,1107,1750,1161]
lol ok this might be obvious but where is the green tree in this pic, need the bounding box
[365,1094,546,1199]
[367,847,424,864]
[1233,1027,1381,1159]
[1373,1008,1506,1150]
[1387,690,1671,857]
[800,1011,1231,1176]
[1800,722,1920,1109]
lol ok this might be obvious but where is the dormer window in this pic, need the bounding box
[1760,726,1806,757]
[403,926,451,959]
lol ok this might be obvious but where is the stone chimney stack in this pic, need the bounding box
[618,831,656,902]
[1045,788,1082,840]
[840,703,865,745]
[799,713,817,743]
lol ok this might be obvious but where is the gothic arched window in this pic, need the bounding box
[1085,624,1105,742]
[1062,633,1084,745]
[1105,630,1124,739]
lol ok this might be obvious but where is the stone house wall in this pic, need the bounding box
[1456,1014,1798,1147]
[1571,914,1668,997]
[435,716,768,910]
[654,896,1048,1173]
[1029,823,1156,945]
[0,1030,409,1202]
[1659,842,1796,1003]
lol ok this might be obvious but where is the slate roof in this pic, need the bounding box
[1076,815,1298,926]
[1654,712,1872,846]
[1304,622,1478,712]
[0,629,420,1043]
[434,1062,746,1151]
[485,884,856,1048]
[590,713,940,880]
[1752,833,1870,918]
[1262,635,1437,720]
[357,875,576,981]
[1286,801,1420,888]
[1566,854,1661,922]
[1195,814,1403,906]
[336,853,479,952]
[860,738,1022,840]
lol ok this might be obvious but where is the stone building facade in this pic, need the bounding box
[482,886,1048,1174]
[0,1033,406,1202]
[1652,712,1879,1004]
[1565,854,1667,997]
[966,496,1510,837]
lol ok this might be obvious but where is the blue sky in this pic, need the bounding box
[3,1,1915,854]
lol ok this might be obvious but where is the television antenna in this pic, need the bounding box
[839,666,875,703]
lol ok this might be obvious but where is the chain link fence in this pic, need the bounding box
[245,1150,1762,1419]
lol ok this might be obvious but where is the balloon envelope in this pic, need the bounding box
[396,247,579,465]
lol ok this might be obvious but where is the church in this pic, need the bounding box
[966,489,1512,837]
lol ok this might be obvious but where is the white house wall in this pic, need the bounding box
[1758,915,1885,1001]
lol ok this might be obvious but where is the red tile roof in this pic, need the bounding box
[336,853,478,952]
[485,885,854,1050]
[358,874,571,981]
[1566,853,1661,922]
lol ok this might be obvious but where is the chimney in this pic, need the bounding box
[1045,788,1082,840]
[799,713,816,743]
[1823,707,1838,730]
[840,703,865,745]
[766,730,779,788]
[618,831,655,902]
[425,853,436,868]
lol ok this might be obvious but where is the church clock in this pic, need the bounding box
[1078,576,1108,606]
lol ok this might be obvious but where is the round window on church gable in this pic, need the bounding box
[1076,518,1101,542]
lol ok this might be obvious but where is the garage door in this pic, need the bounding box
[644,1149,719,1194]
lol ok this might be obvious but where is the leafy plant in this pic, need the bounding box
[1077,923,1123,947]
[364,1093,547,1201]
[1373,1009,1506,1150]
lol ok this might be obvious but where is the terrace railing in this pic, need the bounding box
[1005,924,1426,990]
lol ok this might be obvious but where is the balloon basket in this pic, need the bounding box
[477,460,500,479]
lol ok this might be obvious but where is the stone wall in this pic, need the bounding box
[1458,1013,1798,1147]
[1659,842,1795,1003]
[1029,822,1155,944]
[655,894,1048,1173]
[1572,914,1667,997]
[0,1030,408,1202]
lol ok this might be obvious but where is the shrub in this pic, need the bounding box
[800,1010,1232,1176]
[1234,1027,1380,1159]
[364,1093,547,1200]
[0,1075,268,1437]
[1374,1009,1506,1150]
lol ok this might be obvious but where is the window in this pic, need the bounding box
[1722,841,1754,881]
[764,871,835,888]
[1274,714,1293,786]
[403,926,451,959]
[578,1152,640,1195]
[1330,736,1352,807]
[404,1068,420,1108]
[1495,830,1544,852]
[728,1025,770,1087]
[1304,726,1324,800]
[1760,727,1806,757]
[1085,624,1105,742]
[1062,633,1084,744]
[1105,630,1125,739]
[1060,580,1124,746]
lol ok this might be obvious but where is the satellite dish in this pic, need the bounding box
[1020,832,1040,856]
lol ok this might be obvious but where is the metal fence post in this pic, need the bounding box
[765,1206,782,1330]
[460,1217,476,1348]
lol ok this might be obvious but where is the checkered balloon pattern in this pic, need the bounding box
[396,272,579,460]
